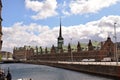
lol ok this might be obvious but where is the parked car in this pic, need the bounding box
[89,59,95,62]
[101,57,112,62]
[81,59,89,62]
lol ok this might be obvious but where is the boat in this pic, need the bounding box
[17,78,32,80]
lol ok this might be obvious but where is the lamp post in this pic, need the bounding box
[114,22,118,65]
[70,38,73,62]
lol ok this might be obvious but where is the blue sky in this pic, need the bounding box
[1,0,120,52]
[2,0,120,27]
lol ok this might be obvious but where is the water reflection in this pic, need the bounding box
[1,63,114,80]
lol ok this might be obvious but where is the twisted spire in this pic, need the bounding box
[59,17,62,38]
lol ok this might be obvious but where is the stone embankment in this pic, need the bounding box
[24,61,120,79]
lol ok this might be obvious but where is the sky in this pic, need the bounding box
[1,0,120,52]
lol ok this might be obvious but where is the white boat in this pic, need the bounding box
[17,78,32,80]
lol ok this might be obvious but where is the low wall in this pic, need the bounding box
[24,61,120,79]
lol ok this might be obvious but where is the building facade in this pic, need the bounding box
[0,0,3,53]
[32,37,116,61]
[1,51,13,60]
[13,38,117,61]
[13,46,34,60]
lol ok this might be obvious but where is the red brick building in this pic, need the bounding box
[13,46,34,60]
[31,37,116,61]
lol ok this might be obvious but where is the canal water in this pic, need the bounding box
[1,63,115,80]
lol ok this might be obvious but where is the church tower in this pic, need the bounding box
[0,0,3,51]
[57,18,64,50]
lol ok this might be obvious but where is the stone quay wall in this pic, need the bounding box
[24,61,120,79]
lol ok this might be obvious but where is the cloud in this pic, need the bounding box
[2,15,120,52]
[25,0,58,20]
[63,0,119,15]
[25,0,119,19]
[61,1,71,16]
[2,22,52,52]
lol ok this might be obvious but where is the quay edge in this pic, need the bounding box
[23,61,120,79]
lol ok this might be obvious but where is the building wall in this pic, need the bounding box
[0,0,3,52]
[13,47,34,60]
[13,37,117,61]
[32,50,110,61]
[31,37,116,61]
[1,51,13,60]
[13,46,34,60]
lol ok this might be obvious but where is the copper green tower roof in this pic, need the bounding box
[57,18,64,50]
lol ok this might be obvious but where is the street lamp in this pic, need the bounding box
[70,38,73,62]
[114,22,118,65]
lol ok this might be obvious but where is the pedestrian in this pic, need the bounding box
[6,68,12,80]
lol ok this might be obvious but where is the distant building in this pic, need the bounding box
[0,0,3,52]
[32,37,116,61]
[13,46,34,60]
[117,42,120,49]
[1,51,13,60]
[117,42,120,58]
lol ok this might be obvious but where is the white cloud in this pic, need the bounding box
[25,0,58,20]
[2,15,120,52]
[25,0,119,18]
[2,22,52,52]
[61,1,71,16]
[64,0,119,15]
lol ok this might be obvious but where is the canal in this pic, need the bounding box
[1,63,115,80]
